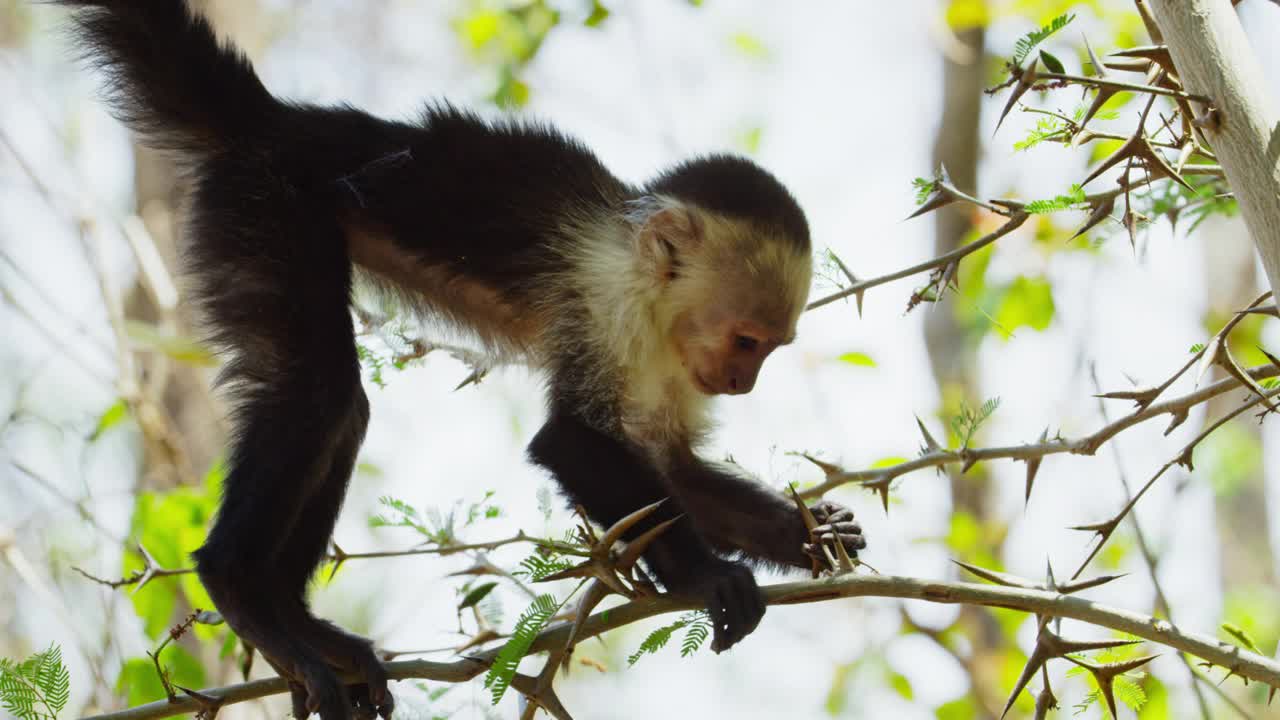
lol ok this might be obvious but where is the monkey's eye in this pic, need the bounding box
[734,335,759,352]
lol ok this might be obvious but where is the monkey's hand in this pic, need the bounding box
[679,557,766,653]
[802,500,866,562]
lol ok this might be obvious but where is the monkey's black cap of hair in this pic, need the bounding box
[646,154,810,250]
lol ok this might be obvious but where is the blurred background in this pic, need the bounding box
[2,0,1280,718]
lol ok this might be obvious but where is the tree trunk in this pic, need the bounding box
[1149,0,1280,296]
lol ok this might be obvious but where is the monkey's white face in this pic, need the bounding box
[671,283,800,396]
[630,199,812,397]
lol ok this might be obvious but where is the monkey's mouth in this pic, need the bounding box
[692,372,716,395]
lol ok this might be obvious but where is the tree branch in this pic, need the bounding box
[81,573,1280,720]
[801,363,1278,497]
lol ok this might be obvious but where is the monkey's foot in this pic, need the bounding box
[687,557,765,653]
[802,499,866,563]
[282,643,392,720]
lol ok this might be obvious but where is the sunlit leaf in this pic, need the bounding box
[837,351,876,367]
[125,321,216,366]
[993,276,1055,336]
[90,399,129,440]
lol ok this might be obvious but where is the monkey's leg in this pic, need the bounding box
[269,390,393,720]
[529,410,765,652]
[188,183,384,719]
[671,464,865,571]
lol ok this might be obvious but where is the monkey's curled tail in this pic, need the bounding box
[57,1,278,156]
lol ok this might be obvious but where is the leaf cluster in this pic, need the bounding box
[0,646,70,720]
[627,611,712,666]
[484,594,562,704]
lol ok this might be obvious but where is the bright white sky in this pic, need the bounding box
[2,1,1280,718]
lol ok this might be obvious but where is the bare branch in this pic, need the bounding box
[81,573,1280,720]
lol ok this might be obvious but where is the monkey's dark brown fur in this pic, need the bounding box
[58,3,866,717]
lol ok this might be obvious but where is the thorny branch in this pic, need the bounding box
[74,531,586,592]
[798,361,1280,500]
[81,573,1280,720]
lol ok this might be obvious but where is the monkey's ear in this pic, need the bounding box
[636,201,700,283]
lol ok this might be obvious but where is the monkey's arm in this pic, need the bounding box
[528,410,765,652]
[671,461,865,570]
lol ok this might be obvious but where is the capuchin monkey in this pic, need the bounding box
[59,2,866,718]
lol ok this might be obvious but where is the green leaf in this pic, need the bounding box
[628,612,710,665]
[888,670,914,700]
[1038,49,1064,74]
[825,662,854,715]
[124,321,216,366]
[458,582,499,610]
[836,351,876,367]
[514,553,574,582]
[1222,622,1262,653]
[584,0,609,27]
[729,32,770,60]
[1012,13,1075,66]
[1024,185,1086,214]
[870,456,909,469]
[90,399,130,441]
[935,696,978,720]
[736,125,763,154]
[0,645,71,720]
[993,276,1055,336]
[485,594,561,704]
[1114,674,1147,711]
[945,0,989,30]
[679,615,711,657]
[912,177,937,205]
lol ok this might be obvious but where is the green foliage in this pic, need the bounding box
[115,647,205,707]
[950,397,1000,449]
[454,1,561,108]
[484,594,561,704]
[125,463,222,639]
[824,662,855,715]
[90,399,130,441]
[870,456,909,469]
[836,351,876,367]
[355,343,389,389]
[736,125,764,155]
[1067,645,1151,717]
[370,491,502,545]
[1023,185,1086,214]
[1072,675,1147,717]
[584,0,609,27]
[1014,115,1069,151]
[729,32,770,60]
[912,177,937,205]
[1138,179,1238,237]
[627,611,712,665]
[1221,622,1262,653]
[410,681,455,719]
[1011,13,1075,66]
[1197,421,1262,498]
[934,696,978,720]
[992,276,1055,337]
[1223,586,1280,657]
[888,670,913,700]
[124,321,217,367]
[1189,342,1206,353]
[1037,49,1064,74]
[458,582,498,610]
[944,0,989,30]
[514,552,574,582]
[0,645,70,720]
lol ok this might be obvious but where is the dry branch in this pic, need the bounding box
[81,573,1280,720]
